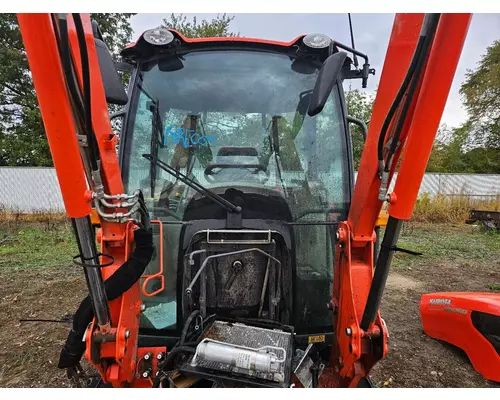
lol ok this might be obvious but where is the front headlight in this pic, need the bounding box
[143,28,174,46]
[303,33,332,49]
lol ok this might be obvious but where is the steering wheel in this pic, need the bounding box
[204,163,269,183]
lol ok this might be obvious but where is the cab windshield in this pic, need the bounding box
[122,49,351,333]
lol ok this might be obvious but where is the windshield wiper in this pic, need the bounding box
[270,116,288,197]
[142,154,242,214]
[136,73,164,199]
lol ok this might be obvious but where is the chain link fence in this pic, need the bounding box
[1,167,499,213]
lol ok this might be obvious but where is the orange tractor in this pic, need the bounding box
[18,13,498,388]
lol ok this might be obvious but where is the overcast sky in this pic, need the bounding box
[130,13,500,128]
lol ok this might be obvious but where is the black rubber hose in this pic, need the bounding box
[376,40,424,167]
[52,15,86,133]
[384,14,441,172]
[152,346,196,388]
[376,17,439,170]
[72,13,100,171]
[180,310,200,346]
[58,228,154,369]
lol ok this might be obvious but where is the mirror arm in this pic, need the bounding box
[333,40,370,65]
[332,40,375,88]
[347,115,367,142]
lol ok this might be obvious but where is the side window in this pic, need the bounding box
[316,92,348,212]
[127,93,152,192]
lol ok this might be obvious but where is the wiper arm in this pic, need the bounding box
[270,116,288,197]
[142,154,242,214]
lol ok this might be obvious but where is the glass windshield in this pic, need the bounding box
[124,50,349,218]
[122,50,351,333]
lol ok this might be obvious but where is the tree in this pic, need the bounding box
[161,14,238,38]
[344,89,374,169]
[460,40,500,149]
[0,13,135,166]
[426,40,500,174]
[427,122,500,174]
[427,123,470,172]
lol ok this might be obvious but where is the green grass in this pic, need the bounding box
[386,223,500,269]
[486,284,500,291]
[1,219,498,274]
[0,221,76,269]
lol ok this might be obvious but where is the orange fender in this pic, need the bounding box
[420,292,500,382]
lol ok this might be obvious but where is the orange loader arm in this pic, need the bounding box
[17,14,154,387]
[331,13,471,387]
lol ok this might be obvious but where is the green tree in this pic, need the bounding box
[344,89,374,169]
[427,123,470,172]
[161,14,238,38]
[427,40,500,174]
[0,13,135,166]
[460,40,500,149]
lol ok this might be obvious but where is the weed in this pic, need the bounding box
[486,284,500,291]
[411,193,500,224]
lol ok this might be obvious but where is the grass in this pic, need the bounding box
[486,284,500,291]
[411,193,500,223]
[386,222,500,270]
[0,207,67,223]
[1,199,499,274]
[0,219,76,269]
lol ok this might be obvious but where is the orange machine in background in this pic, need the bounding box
[421,293,500,383]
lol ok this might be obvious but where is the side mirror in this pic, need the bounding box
[92,22,128,105]
[308,51,348,117]
[347,115,367,141]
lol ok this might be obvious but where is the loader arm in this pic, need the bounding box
[332,13,471,386]
[17,14,155,386]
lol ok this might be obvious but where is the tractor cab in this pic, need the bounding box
[115,29,371,349]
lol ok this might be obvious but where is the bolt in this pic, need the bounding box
[232,260,243,271]
[346,327,352,336]
[142,371,149,378]
[157,353,163,360]
[139,304,146,312]
[144,353,150,360]
[125,330,130,339]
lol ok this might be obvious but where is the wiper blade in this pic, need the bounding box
[142,154,242,214]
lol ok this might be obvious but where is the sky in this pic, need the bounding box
[130,13,500,128]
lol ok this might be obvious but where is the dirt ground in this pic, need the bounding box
[0,222,498,388]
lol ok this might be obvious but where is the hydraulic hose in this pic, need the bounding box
[152,346,196,388]
[180,310,200,346]
[72,13,100,172]
[376,14,441,200]
[384,14,441,173]
[52,14,85,132]
[58,228,154,369]
[376,41,424,169]
[376,14,441,173]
